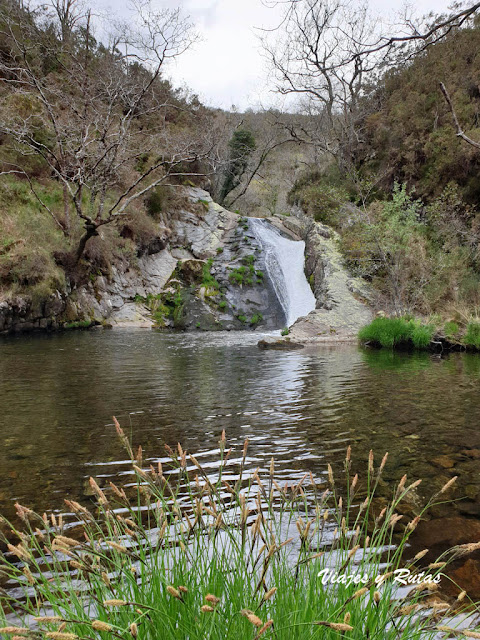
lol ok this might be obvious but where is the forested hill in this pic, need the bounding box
[286,14,480,320]
[359,19,480,203]
[1,0,480,332]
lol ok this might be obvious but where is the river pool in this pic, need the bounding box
[0,329,479,525]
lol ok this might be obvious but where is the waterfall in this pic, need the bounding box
[249,218,316,327]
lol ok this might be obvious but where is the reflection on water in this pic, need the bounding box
[0,329,479,521]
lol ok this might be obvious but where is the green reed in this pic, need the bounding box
[0,419,478,639]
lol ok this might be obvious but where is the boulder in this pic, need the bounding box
[258,338,305,350]
[178,259,205,285]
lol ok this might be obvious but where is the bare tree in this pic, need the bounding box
[261,0,381,173]
[262,0,480,172]
[440,81,480,150]
[0,0,211,264]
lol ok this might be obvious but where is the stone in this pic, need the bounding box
[432,455,456,469]
[448,558,480,600]
[411,516,480,549]
[461,449,480,459]
[257,338,305,350]
[457,502,480,517]
[137,250,178,295]
[178,259,205,284]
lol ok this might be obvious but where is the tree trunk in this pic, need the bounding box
[74,222,98,264]
[63,183,71,236]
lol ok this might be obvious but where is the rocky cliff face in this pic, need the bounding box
[0,188,373,337]
[0,188,286,333]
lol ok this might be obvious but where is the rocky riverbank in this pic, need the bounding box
[0,189,374,339]
[258,210,373,348]
[0,189,286,333]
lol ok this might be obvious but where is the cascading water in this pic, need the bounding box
[249,218,316,327]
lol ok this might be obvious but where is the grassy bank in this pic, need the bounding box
[0,421,476,639]
[359,316,480,351]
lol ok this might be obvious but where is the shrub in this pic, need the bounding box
[250,313,263,325]
[145,186,167,219]
[288,170,350,227]
[464,321,480,348]
[202,259,220,291]
[281,327,290,336]
[359,317,412,348]
[410,322,435,349]
[0,423,467,640]
[63,319,92,330]
[358,317,434,349]
[444,321,460,339]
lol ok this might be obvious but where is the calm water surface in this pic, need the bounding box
[0,329,479,522]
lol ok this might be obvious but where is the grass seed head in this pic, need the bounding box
[438,476,457,495]
[34,618,63,624]
[263,587,277,601]
[205,594,220,605]
[167,585,181,600]
[241,609,263,627]
[255,620,274,638]
[104,599,128,607]
[92,621,112,632]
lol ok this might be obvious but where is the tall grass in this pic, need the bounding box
[0,420,477,639]
[359,317,435,349]
[464,321,480,349]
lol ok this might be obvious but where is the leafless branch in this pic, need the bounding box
[439,82,480,150]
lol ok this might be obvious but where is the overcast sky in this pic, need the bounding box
[95,0,456,110]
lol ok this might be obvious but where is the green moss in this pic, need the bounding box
[250,313,263,325]
[202,258,220,290]
[237,314,247,323]
[281,327,290,336]
[64,320,92,330]
[218,300,227,310]
[229,255,260,287]
[197,199,210,211]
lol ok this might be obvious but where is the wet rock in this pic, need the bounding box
[457,502,480,517]
[447,558,480,600]
[432,455,456,469]
[258,338,305,350]
[178,259,205,285]
[461,449,480,459]
[411,516,480,549]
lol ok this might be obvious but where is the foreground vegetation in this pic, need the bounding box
[0,420,477,639]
